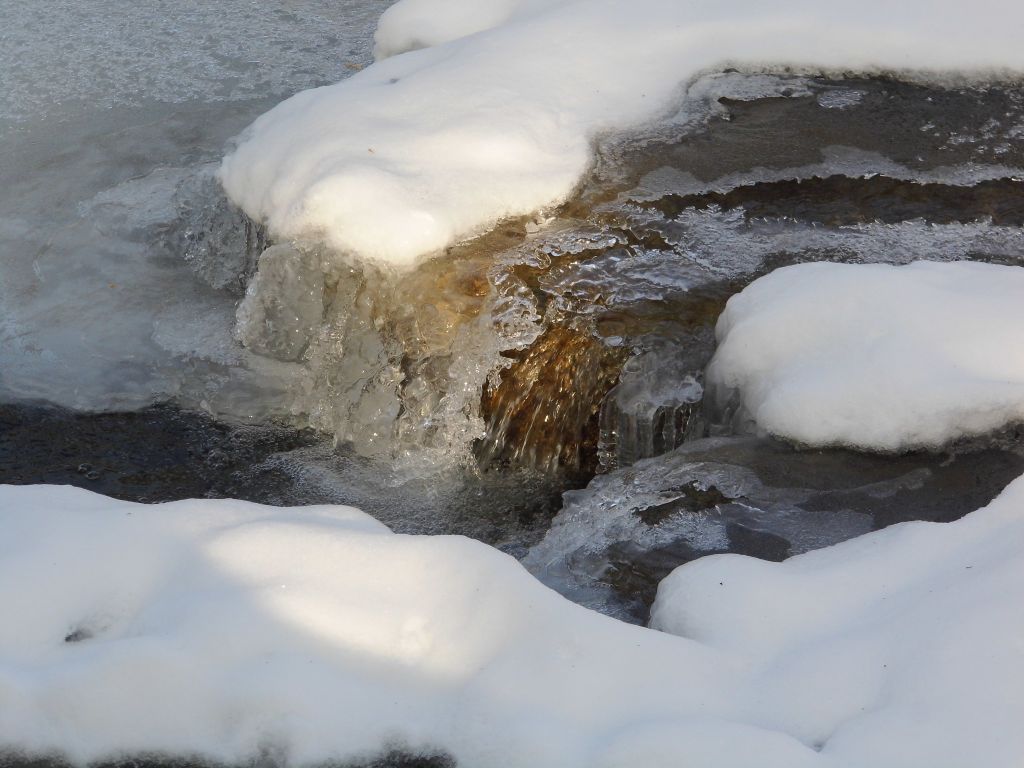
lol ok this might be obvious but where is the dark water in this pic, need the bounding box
[0,403,315,505]
[0,752,451,768]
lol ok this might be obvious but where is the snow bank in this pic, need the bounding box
[220,0,1024,268]
[706,260,1024,451]
[4,480,1024,766]
[651,472,1024,766]
[372,0,556,59]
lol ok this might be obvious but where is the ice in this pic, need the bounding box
[0,0,387,415]
[4,478,1024,766]
[597,347,705,470]
[221,0,1024,268]
[707,260,1024,451]
[236,246,326,362]
[0,0,388,126]
[524,433,1024,621]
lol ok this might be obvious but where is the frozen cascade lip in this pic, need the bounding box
[219,0,1024,269]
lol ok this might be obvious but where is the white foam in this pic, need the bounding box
[220,0,1024,268]
[4,479,1024,766]
[706,260,1024,450]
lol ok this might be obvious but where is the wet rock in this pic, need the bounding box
[642,175,1024,227]
[478,322,626,475]
[0,402,316,504]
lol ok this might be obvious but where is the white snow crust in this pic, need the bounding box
[4,480,1024,767]
[706,260,1024,451]
[220,0,1024,268]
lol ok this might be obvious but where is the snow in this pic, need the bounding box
[706,260,1024,451]
[4,479,1024,767]
[651,472,1024,766]
[220,0,1024,268]
[373,0,557,59]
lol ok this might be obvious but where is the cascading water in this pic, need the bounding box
[154,73,1024,490]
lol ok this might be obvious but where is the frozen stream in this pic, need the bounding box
[0,0,389,413]
[4,1,1024,766]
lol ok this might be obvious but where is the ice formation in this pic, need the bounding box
[2,479,1023,767]
[0,0,388,413]
[707,260,1024,451]
[220,0,1024,268]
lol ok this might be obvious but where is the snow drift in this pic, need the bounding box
[220,0,1024,268]
[3,479,1024,767]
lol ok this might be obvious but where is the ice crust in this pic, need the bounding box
[3,479,1024,767]
[0,0,388,414]
[0,0,389,125]
[221,0,1024,268]
[707,260,1024,451]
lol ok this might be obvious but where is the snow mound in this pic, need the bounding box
[652,472,1024,766]
[373,0,557,59]
[4,479,1024,766]
[706,260,1024,450]
[220,0,1024,268]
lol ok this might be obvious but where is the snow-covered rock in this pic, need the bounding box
[707,260,1024,451]
[220,0,1024,268]
[3,479,1024,767]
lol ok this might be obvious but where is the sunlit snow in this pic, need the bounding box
[3,480,1024,767]
[222,0,1024,267]
[707,260,1024,450]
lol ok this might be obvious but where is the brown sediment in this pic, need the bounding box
[479,324,628,475]
[640,175,1024,226]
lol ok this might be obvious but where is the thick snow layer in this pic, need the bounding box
[4,480,1024,767]
[373,0,556,59]
[651,473,1024,766]
[220,0,1024,268]
[706,260,1024,451]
